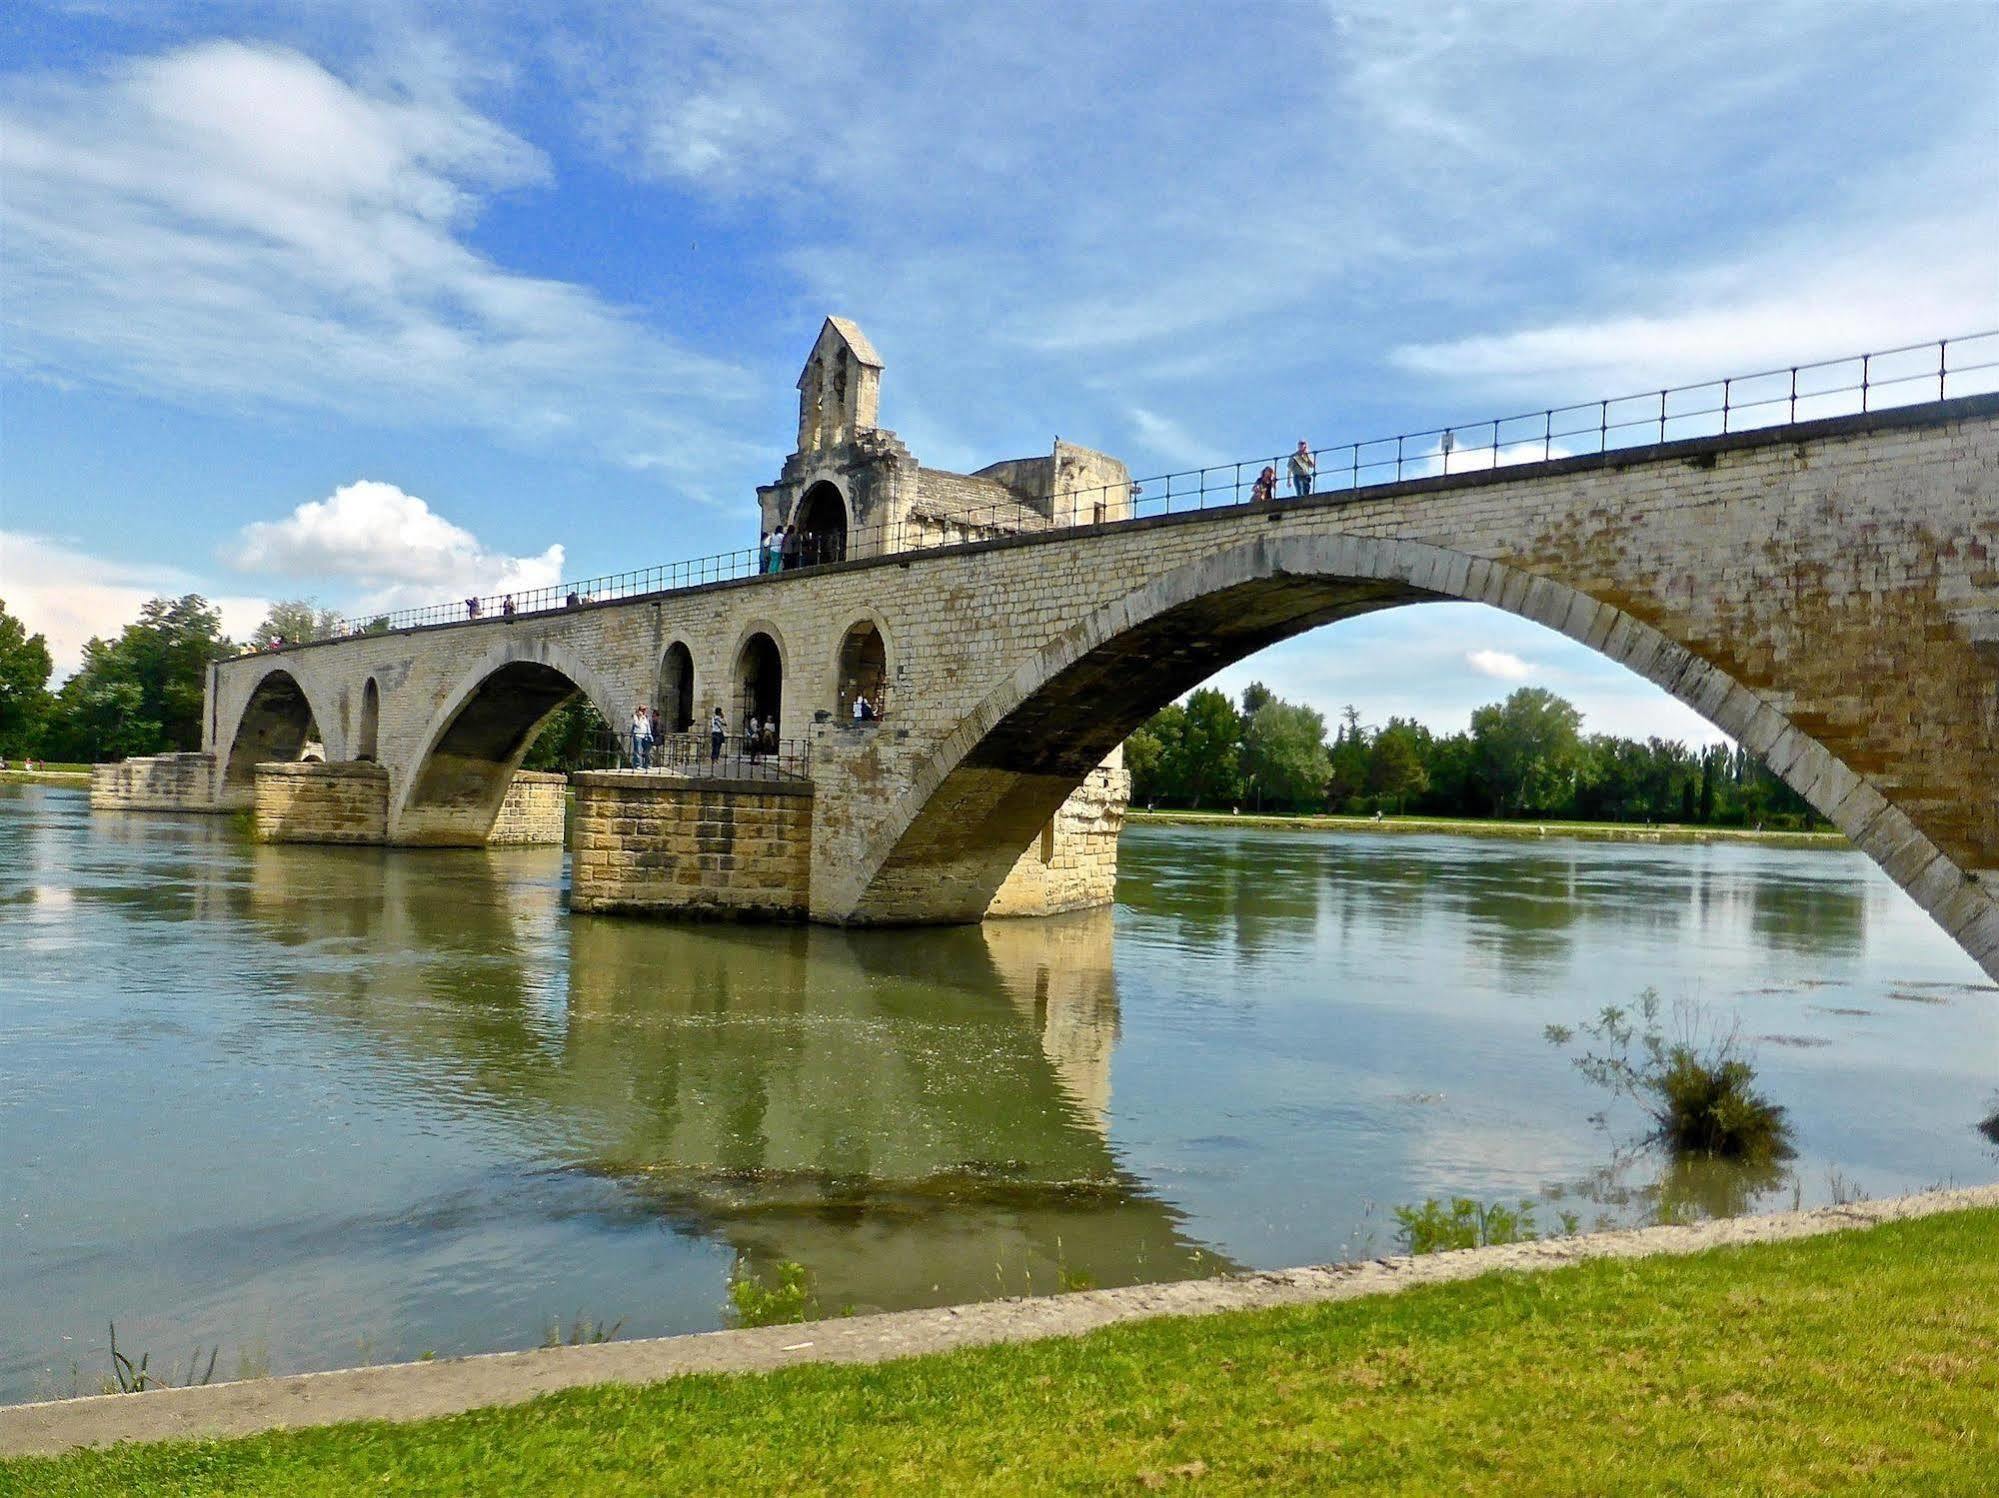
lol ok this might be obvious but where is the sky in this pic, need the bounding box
[2,0,1995,745]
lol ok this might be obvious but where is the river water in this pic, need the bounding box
[3,784,1995,1401]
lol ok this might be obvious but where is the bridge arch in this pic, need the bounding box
[393,640,623,845]
[219,664,333,797]
[843,534,1994,974]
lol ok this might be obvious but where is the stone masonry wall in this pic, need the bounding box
[488,770,568,846]
[985,753,1130,917]
[253,761,390,844]
[89,753,221,813]
[570,772,813,920]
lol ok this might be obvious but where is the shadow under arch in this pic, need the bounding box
[395,642,624,845]
[849,534,1997,980]
[220,665,329,796]
[791,480,848,566]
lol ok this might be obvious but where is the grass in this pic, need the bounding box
[1125,806,1845,848]
[7,1209,1999,1495]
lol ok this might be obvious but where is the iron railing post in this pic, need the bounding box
[1939,339,1948,401]
[1722,379,1730,433]
[1789,367,1797,423]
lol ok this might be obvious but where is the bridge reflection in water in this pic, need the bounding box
[236,843,1229,1314]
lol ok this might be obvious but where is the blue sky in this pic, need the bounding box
[3,1,1995,743]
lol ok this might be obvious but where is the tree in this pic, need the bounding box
[1168,689,1242,808]
[45,595,230,760]
[1241,699,1331,811]
[1469,687,1583,815]
[250,598,343,649]
[1366,718,1431,813]
[0,599,54,757]
[1239,680,1275,718]
[1129,703,1189,804]
[521,696,611,772]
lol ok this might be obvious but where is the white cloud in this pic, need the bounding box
[228,480,565,615]
[0,40,754,483]
[1467,649,1532,682]
[0,532,266,678]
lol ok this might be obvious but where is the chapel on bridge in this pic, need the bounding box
[757,317,1133,564]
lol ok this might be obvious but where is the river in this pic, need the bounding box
[2,784,1994,1401]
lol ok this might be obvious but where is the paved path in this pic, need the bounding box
[5,1183,1995,1457]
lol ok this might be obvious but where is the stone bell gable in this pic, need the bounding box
[758,318,1133,563]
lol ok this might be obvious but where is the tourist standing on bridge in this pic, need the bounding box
[1250,466,1277,504]
[1289,441,1315,498]
[649,706,664,763]
[780,525,801,571]
[709,707,726,764]
[631,705,653,769]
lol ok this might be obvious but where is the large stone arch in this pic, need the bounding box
[218,663,337,803]
[841,534,1999,981]
[392,639,624,845]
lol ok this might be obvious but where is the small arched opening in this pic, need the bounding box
[657,643,695,733]
[793,481,848,567]
[836,621,888,722]
[733,632,783,740]
[356,678,380,761]
[223,670,321,791]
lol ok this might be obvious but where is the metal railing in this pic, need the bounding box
[237,329,1999,650]
[581,728,812,783]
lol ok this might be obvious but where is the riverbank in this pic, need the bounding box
[1128,806,1847,848]
[6,1186,1996,1491]
[0,768,90,787]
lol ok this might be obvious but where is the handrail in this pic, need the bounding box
[581,728,812,782]
[228,329,1999,655]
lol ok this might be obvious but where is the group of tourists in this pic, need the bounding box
[628,705,666,768]
[1249,441,1318,505]
[760,526,842,573]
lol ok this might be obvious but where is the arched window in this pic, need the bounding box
[733,633,783,739]
[357,678,380,761]
[793,482,848,567]
[836,621,888,721]
[657,643,694,733]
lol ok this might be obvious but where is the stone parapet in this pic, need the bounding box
[985,752,1129,918]
[253,761,389,844]
[569,771,813,920]
[89,753,221,813]
[488,770,568,846]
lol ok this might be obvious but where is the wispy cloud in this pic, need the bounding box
[0,39,754,483]
[1467,648,1533,682]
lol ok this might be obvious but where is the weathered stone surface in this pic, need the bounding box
[569,772,813,920]
[488,770,567,846]
[89,752,222,813]
[253,760,389,845]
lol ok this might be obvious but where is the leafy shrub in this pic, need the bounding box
[727,1259,815,1327]
[1546,990,1791,1161]
[1393,1197,1548,1255]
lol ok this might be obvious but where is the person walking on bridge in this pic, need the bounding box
[1289,441,1316,498]
[709,707,726,765]
[631,705,653,769]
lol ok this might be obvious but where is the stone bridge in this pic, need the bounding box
[92,321,1999,980]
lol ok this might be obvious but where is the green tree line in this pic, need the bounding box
[1126,683,1819,829]
[0,594,391,763]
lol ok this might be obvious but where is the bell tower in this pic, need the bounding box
[796,317,883,452]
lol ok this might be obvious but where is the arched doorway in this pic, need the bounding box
[793,482,848,567]
[733,632,783,740]
[657,643,695,733]
[356,678,380,761]
[223,670,321,792]
[836,621,888,720]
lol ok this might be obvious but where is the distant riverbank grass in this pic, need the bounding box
[12,1209,1999,1495]
[1125,806,1847,847]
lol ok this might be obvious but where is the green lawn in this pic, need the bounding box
[8,1210,1997,1495]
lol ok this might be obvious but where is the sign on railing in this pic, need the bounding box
[229,329,1999,655]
